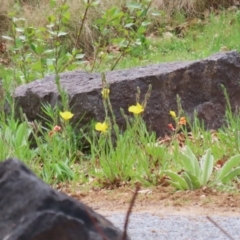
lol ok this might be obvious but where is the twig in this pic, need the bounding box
[206,216,234,240]
[75,0,90,49]
[122,185,140,240]
[110,40,131,71]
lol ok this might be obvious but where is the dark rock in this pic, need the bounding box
[0,158,128,240]
[14,51,240,136]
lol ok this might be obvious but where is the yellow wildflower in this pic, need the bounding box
[60,111,74,121]
[169,110,176,118]
[128,103,144,115]
[101,88,110,99]
[95,122,108,132]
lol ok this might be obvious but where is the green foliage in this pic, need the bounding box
[0,118,35,161]
[164,147,214,190]
[82,0,153,71]
[114,10,240,70]
[2,2,83,84]
[30,103,86,183]
[84,81,169,187]
[165,146,240,190]
[2,0,157,83]
[216,155,240,183]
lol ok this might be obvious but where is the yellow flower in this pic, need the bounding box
[128,103,144,115]
[60,111,74,121]
[95,122,108,132]
[101,88,110,99]
[169,110,176,118]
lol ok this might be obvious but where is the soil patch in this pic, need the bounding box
[59,184,240,217]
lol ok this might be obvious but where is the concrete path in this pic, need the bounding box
[105,212,240,240]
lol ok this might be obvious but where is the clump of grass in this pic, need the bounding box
[83,76,168,187]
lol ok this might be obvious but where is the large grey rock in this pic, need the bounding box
[0,158,128,240]
[14,51,240,136]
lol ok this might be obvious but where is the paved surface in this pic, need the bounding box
[105,213,240,240]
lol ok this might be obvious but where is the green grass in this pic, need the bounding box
[108,10,240,71]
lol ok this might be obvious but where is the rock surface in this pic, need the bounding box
[0,158,127,240]
[14,51,240,136]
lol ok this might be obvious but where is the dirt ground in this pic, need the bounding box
[59,184,240,217]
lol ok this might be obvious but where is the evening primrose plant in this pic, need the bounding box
[84,74,167,187]
[31,105,80,183]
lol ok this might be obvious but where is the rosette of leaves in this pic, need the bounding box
[164,146,240,190]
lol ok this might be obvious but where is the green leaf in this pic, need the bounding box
[141,21,151,27]
[48,15,56,23]
[125,23,134,28]
[15,27,24,33]
[221,167,240,183]
[44,49,54,54]
[91,0,100,7]
[62,12,71,24]
[217,154,240,181]
[184,171,201,189]
[31,61,43,71]
[19,35,26,41]
[137,26,147,34]
[30,43,36,53]
[180,146,200,177]
[50,0,56,8]
[200,149,214,186]
[127,2,141,9]
[15,38,24,48]
[59,161,74,179]
[183,172,201,190]
[164,170,188,190]
[15,123,29,147]
[168,180,186,190]
[75,54,85,59]
[151,11,162,16]
[60,3,69,11]
[57,32,68,37]
[1,36,13,41]
[182,172,193,190]
[35,45,44,55]
[53,163,62,176]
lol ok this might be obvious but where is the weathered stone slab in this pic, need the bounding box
[0,158,128,240]
[14,51,240,136]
